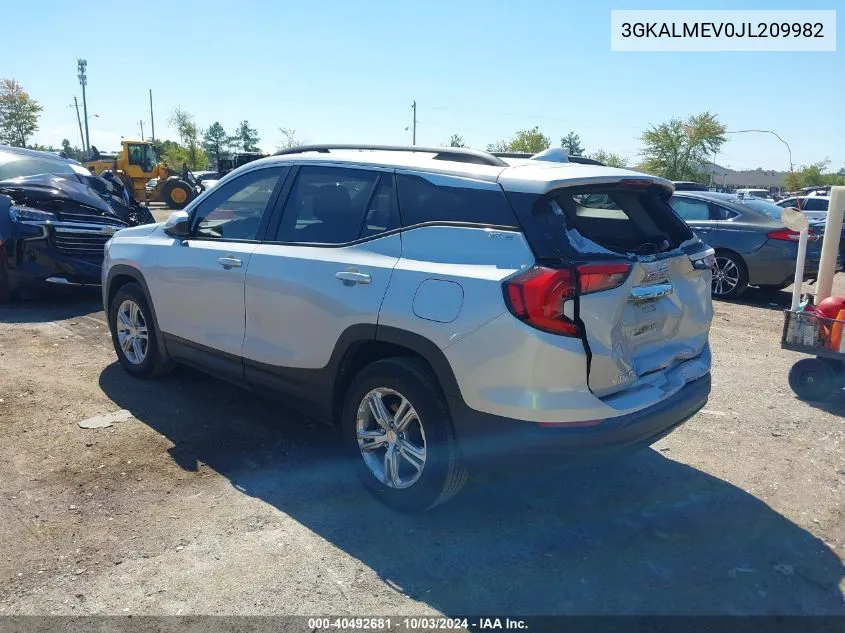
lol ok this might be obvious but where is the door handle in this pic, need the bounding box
[335,270,372,285]
[218,256,242,269]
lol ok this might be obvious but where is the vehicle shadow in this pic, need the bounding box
[0,288,102,324]
[98,363,845,616]
[719,286,795,312]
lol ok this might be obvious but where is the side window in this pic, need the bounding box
[191,167,285,240]
[361,175,400,237]
[669,197,711,221]
[275,166,383,244]
[803,198,829,211]
[396,173,518,227]
[710,204,739,220]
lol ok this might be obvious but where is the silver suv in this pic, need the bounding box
[102,145,714,512]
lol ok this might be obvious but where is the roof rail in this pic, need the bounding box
[273,144,508,167]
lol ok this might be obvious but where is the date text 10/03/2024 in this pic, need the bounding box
[308,617,529,630]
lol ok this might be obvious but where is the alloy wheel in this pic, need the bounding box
[712,256,740,296]
[356,388,426,489]
[116,299,149,365]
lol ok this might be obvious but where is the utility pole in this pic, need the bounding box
[72,97,85,151]
[411,101,417,146]
[149,89,156,142]
[77,59,90,154]
[139,120,145,141]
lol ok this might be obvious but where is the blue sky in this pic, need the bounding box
[1,0,842,171]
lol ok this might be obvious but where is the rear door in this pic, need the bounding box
[547,187,713,398]
[242,165,401,398]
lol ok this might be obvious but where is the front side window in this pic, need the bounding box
[191,167,285,240]
[276,166,385,244]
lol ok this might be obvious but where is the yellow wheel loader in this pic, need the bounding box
[84,141,202,209]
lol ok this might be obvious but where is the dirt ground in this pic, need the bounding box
[0,273,843,617]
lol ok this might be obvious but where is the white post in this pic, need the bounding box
[815,186,845,302]
[791,229,809,311]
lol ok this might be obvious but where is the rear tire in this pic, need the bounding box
[788,358,835,401]
[342,357,467,513]
[108,282,174,379]
[712,251,748,299]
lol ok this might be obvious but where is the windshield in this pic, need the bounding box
[744,190,769,198]
[0,150,79,181]
[737,197,787,220]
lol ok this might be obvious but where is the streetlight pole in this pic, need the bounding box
[77,59,90,155]
[71,97,85,150]
[411,101,417,146]
[726,128,793,173]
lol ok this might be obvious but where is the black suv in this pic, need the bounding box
[0,146,155,302]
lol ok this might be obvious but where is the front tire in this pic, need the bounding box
[342,357,467,513]
[108,282,174,378]
[161,180,194,210]
[712,251,748,299]
[0,254,11,304]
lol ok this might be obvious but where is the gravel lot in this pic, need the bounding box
[0,259,843,616]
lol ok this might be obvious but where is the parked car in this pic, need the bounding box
[103,144,714,512]
[669,191,826,298]
[672,181,709,192]
[775,195,830,221]
[191,171,220,183]
[735,188,773,201]
[0,145,155,302]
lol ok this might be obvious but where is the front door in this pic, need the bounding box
[148,166,288,367]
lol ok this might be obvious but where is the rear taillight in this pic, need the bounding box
[503,262,632,337]
[503,266,579,336]
[768,228,819,242]
[576,263,632,295]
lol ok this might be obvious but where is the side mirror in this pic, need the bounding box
[163,210,190,237]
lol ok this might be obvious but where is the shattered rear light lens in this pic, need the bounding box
[576,263,632,295]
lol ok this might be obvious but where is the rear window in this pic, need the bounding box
[543,188,693,254]
[738,197,790,220]
[396,173,518,228]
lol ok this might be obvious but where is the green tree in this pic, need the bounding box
[277,127,302,150]
[561,131,584,156]
[232,120,260,152]
[449,134,466,148]
[168,107,207,169]
[589,149,629,169]
[202,122,229,167]
[787,160,845,189]
[487,127,551,154]
[0,79,42,147]
[640,112,726,182]
[60,138,84,160]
